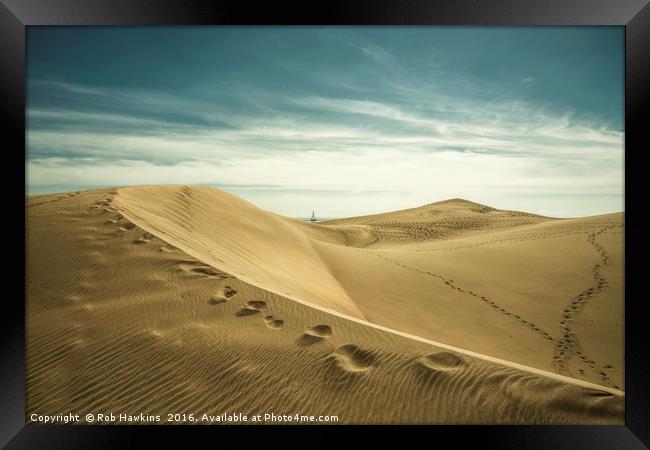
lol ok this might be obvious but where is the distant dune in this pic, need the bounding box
[26,186,624,424]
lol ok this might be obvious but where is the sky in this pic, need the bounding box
[26,26,624,218]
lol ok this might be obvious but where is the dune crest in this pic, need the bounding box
[114,186,366,319]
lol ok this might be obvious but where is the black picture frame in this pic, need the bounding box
[4,0,649,448]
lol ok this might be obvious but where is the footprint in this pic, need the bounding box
[236,300,267,316]
[246,300,266,309]
[264,315,284,330]
[416,351,467,372]
[192,266,228,278]
[297,325,332,345]
[330,344,377,372]
[118,222,136,232]
[134,232,154,244]
[305,324,332,338]
[220,286,237,299]
[209,286,237,305]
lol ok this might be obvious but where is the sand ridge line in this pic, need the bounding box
[414,224,623,253]
[89,195,247,318]
[114,186,364,319]
[92,194,235,290]
[90,195,155,244]
[90,195,291,338]
[371,252,557,343]
[553,225,619,389]
[321,198,552,247]
[94,193,228,276]
[170,186,196,232]
[84,194,300,346]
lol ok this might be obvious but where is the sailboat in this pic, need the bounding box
[310,210,317,222]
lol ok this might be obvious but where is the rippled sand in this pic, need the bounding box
[26,186,624,424]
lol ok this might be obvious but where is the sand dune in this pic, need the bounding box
[26,186,624,424]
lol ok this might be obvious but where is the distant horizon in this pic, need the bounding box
[25,183,625,220]
[26,27,624,218]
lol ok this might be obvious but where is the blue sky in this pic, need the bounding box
[26,27,624,218]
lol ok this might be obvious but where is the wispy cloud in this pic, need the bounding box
[355,42,394,65]
[26,28,624,218]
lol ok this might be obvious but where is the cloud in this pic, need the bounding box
[27,83,622,168]
[356,43,393,64]
[26,33,623,218]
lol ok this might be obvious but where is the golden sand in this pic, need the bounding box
[26,186,624,424]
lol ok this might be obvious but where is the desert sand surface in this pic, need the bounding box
[26,186,624,424]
